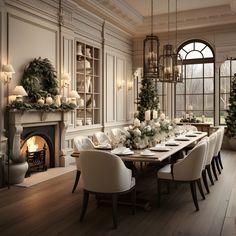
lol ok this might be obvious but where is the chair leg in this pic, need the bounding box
[112,194,118,229]
[206,165,214,185]
[157,178,161,207]
[72,170,81,193]
[211,158,218,181]
[197,179,205,200]
[80,190,89,222]
[215,156,221,174]
[131,188,136,215]
[218,152,223,169]
[190,181,199,211]
[202,169,210,194]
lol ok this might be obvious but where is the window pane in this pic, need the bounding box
[176,82,185,94]
[186,79,203,94]
[186,95,203,110]
[220,111,227,124]
[220,77,230,93]
[204,78,214,93]
[232,61,236,74]
[195,42,205,51]
[176,110,184,118]
[179,49,187,59]
[204,95,214,110]
[186,64,203,78]
[186,51,202,59]
[156,83,163,95]
[202,46,213,58]
[204,111,214,123]
[220,60,230,76]
[204,63,214,77]
[183,43,193,52]
[176,95,185,110]
[220,93,230,110]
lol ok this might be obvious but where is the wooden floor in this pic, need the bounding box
[0,150,236,236]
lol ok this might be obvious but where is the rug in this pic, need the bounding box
[15,166,76,188]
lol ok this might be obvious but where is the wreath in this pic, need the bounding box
[21,57,59,102]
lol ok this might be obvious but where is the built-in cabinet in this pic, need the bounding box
[75,41,101,126]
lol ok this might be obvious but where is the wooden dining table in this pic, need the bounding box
[71,132,207,162]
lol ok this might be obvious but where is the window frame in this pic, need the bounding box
[175,39,215,124]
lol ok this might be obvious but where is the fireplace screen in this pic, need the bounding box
[21,135,50,176]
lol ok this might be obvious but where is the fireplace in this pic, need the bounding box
[9,110,70,170]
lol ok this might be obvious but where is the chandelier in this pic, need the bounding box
[143,0,160,78]
[159,0,183,83]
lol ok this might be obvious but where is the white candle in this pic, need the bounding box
[188,105,193,111]
[145,110,151,121]
[153,110,158,119]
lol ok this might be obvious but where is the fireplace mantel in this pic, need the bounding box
[8,110,70,167]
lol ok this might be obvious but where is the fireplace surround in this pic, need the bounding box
[8,110,70,168]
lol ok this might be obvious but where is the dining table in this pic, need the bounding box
[71,131,207,163]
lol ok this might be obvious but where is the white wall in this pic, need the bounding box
[0,0,134,158]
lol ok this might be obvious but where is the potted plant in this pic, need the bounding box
[225,73,236,151]
[5,151,28,184]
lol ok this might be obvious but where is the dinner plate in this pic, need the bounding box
[95,144,112,150]
[165,141,179,146]
[185,134,197,137]
[149,147,171,152]
[111,150,134,155]
[140,151,155,156]
[175,137,190,141]
[194,131,202,134]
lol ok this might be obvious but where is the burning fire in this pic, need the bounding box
[27,136,39,152]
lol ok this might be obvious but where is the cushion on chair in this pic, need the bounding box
[157,164,172,180]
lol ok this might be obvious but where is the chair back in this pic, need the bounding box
[213,129,222,157]
[173,140,207,181]
[73,136,95,152]
[93,132,111,146]
[218,126,225,151]
[80,150,134,193]
[205,132,217,166]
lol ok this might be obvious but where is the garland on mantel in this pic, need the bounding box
[7,101,77,112]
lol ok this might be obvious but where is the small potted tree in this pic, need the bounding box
[225,73,236,150]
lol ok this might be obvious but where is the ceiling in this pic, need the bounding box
[72,0,236,35]
[125,0,230,16]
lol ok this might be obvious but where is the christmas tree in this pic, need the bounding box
[225,73,236,137]
[137,77,159,121]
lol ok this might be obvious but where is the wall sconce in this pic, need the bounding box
[2,64,15,84]
[69,90,80,105]
[127,80,133,90]
[117,80,125,90]
[12,85,28,102]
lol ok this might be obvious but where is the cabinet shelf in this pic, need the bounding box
[75,40,101,127]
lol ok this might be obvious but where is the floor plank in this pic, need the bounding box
[0,150,236,236]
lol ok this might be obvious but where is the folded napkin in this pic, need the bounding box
[185,133,197,137]
[165,140,179,146]
[111,147,132,154]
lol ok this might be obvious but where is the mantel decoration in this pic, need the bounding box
[21,57,59,102]
[225,73,236,138]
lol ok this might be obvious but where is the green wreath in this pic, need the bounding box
[21,57,59,102]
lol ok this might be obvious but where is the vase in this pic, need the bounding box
[228,137,236,151]
[5,162,29,184]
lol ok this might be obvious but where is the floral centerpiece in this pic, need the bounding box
[122,113,176,149]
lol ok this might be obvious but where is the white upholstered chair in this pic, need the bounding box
[157,140,207,211]
[216,127,224,170]
[79,150,136,229]
[211,129,223,180]
[202,132,216,193]
[72,136,95,193]
[93,131,111,146]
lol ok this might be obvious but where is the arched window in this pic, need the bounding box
[219,58,236,124]
[175,40,215,123]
